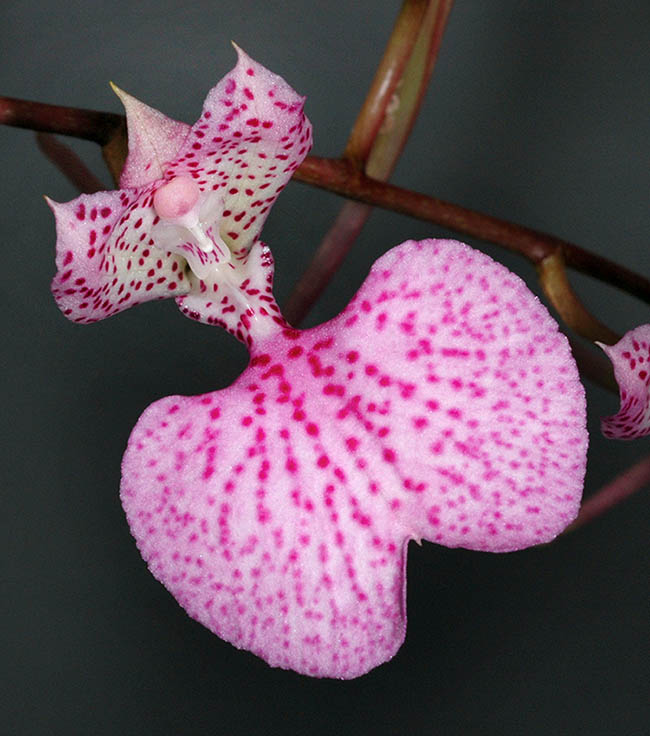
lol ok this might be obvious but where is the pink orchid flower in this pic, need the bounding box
[48,49,588,678]
[599,325,650,439]
[50,45,311,344]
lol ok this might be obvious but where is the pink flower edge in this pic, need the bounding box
[599,324,650,439]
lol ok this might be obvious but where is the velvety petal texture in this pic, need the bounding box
[121,239,587,678]
[113,85,191,189]
[49,190,189,323]
[600,324,650,439]
[47,48,587,680]
[165,45,312,258]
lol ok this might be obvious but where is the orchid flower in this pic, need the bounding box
[50,45,311,344]
[48,49,588,679]
[599,325,650,439]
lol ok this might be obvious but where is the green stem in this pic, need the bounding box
[343,0,431,167]
[537,250,620,345]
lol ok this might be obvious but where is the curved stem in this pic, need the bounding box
[293,157,650,305]
[343,0,430,167]
[284,200,373,325]
[537,250,620,345]
[365,0,453,180]
[36,134,106,194]
[2,96,648,306]
[286,0,453,324]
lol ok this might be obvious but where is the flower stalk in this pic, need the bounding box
[1,94,647,312]
[566,455,650,532]
[293,157,650,306]
[36,133,105,194]
[537,249,620,345]
[285,0,454,324]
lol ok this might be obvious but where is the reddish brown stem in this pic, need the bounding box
[36,133,106,194]
[285,200,373,324]
[1,97,648,305]
[0,95,122,144]
[285,0,454,325]
[293,158,650,305]
[567,455,650,532]
[343,0,430,167]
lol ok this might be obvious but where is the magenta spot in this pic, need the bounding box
[288,346,303,359]
[345,437,359,452]
[250,354,271,367]
[257,504,271,523]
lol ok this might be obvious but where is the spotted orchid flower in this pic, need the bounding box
[49,45,311,345]
[599,325,650,439]
[48,51,588,679]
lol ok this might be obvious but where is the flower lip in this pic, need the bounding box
[121,238,588,678]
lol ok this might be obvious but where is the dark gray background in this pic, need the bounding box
[2,2,648,734]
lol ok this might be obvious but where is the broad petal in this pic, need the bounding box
[165,46,312,257]
[326,239,587,551]
[122,385,407,679]
[50,190,190,323]
[113,85,191,189]
[121,239,587,678]
[599,325,650,439]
